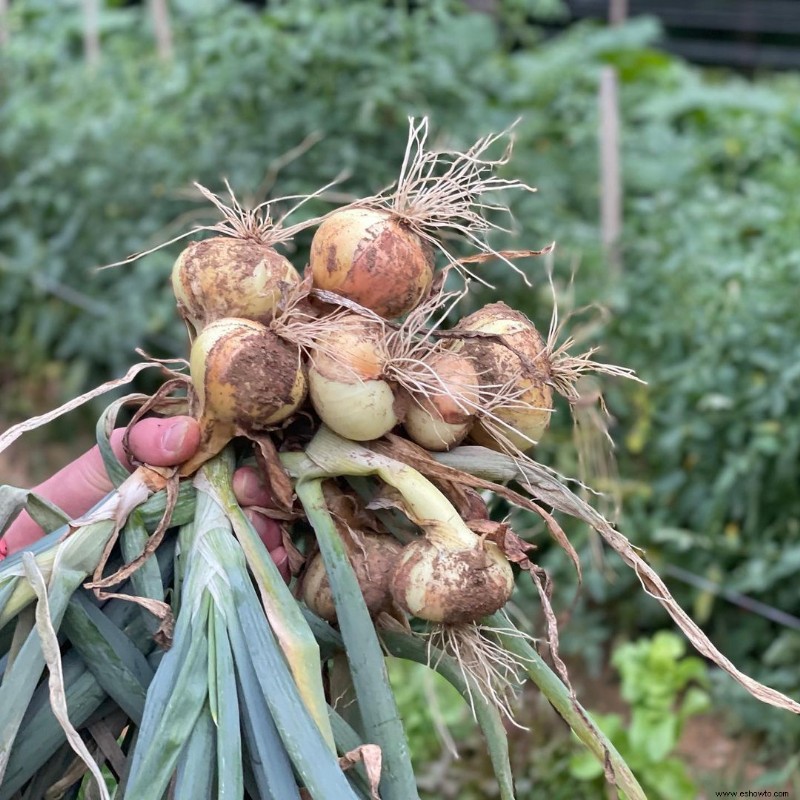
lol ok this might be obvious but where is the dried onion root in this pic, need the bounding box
[308,117,539,320]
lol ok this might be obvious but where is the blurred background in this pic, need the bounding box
[1,0,800,796]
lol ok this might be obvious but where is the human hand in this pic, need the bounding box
[0,416,290,580]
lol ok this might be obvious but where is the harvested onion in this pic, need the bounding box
[403,349,480,451]
[172,237,299,332]
[455,302,553,453]
[309,207,433,319]
[390,534,514,625]
[181,317,307,473]
[301,533,404,622]
[307,314,403,441]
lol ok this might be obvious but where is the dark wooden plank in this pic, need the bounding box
[567,0,800,35]
[665,36,800,69]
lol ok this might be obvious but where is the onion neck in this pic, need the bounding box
[284,425,477,550]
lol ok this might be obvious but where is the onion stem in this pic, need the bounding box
[296,477,419,800]
[483,613,647,800]
[287,426,476,550]
[196,451,336,755]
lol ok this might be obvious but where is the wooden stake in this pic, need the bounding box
[83,0,101,66]
[0,0,9,48]
[609,0,628,26]
[599,66,622,277]
[150,0,173,61]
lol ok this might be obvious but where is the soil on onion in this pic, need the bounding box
[392,544,510,624]
[213,331,303,427]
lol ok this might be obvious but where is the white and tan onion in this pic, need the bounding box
[455,302,553,452]
[309,207,433,319]
[307,315,403,441]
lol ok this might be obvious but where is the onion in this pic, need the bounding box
[172,237,299,332]
[301,533,404,622]
[455,302,553,453]
[290,426,515,625]
[181,317,306,473]
[309,207,433,318]
[307,315,403,441]
[403,349,480,451]
[390,534,514,625]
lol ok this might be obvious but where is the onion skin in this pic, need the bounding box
[456,302,553,452]
[172,237,299,330]
[390,538,514,624]
[301,534,404,622]
[182,317,306,473]
[404,350,479,451]
[309,207,434,318]
[308,315,402,441]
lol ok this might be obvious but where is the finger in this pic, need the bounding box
[232,466,276,508]
[1,444,112,554]
[2,416,202,557]
[271,545,291,583]
[123,417,201,468]
[242,508,283,552]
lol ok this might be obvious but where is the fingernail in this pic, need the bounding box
[160,419,192,455]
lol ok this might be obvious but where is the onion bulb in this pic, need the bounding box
[309,207,433,319]
[294,426,515,625]
[172,237,299,331]
[307,314,403,441]
[390,534,514,624]
[181,317,306,473]
[403,350,480,451]
[301,533,404,622]
[455,302,553,452]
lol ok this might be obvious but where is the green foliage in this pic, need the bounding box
[390,632,710,798]
[569,633,710,800]
[4,0,800,756]
[387,656,599,799]
[386,658,471,774]
[0,0,510,415]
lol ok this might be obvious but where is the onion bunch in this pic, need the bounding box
[169,124,635,637]
[0,119,672,800]
[165,123,642,652]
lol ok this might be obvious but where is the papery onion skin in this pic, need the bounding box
[191,317,307,429]
[404,350,479,451]
[309,207,434,319]
[456,302,553,452]
[301,534,404,622]
[390,538,514,624]
[172,237,299,330]
[307,315,402,441]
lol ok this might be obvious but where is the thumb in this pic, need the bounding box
[124,416,201,467]
[1,417,201,556]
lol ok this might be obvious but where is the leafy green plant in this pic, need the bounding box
[569,632,710,799]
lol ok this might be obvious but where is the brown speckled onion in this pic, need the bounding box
[181,317,306,473]
[455,302,553,452]
[309,207,434,319]
[390,538,514,624]
[301,534,404,622]
[172,237,299,331]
